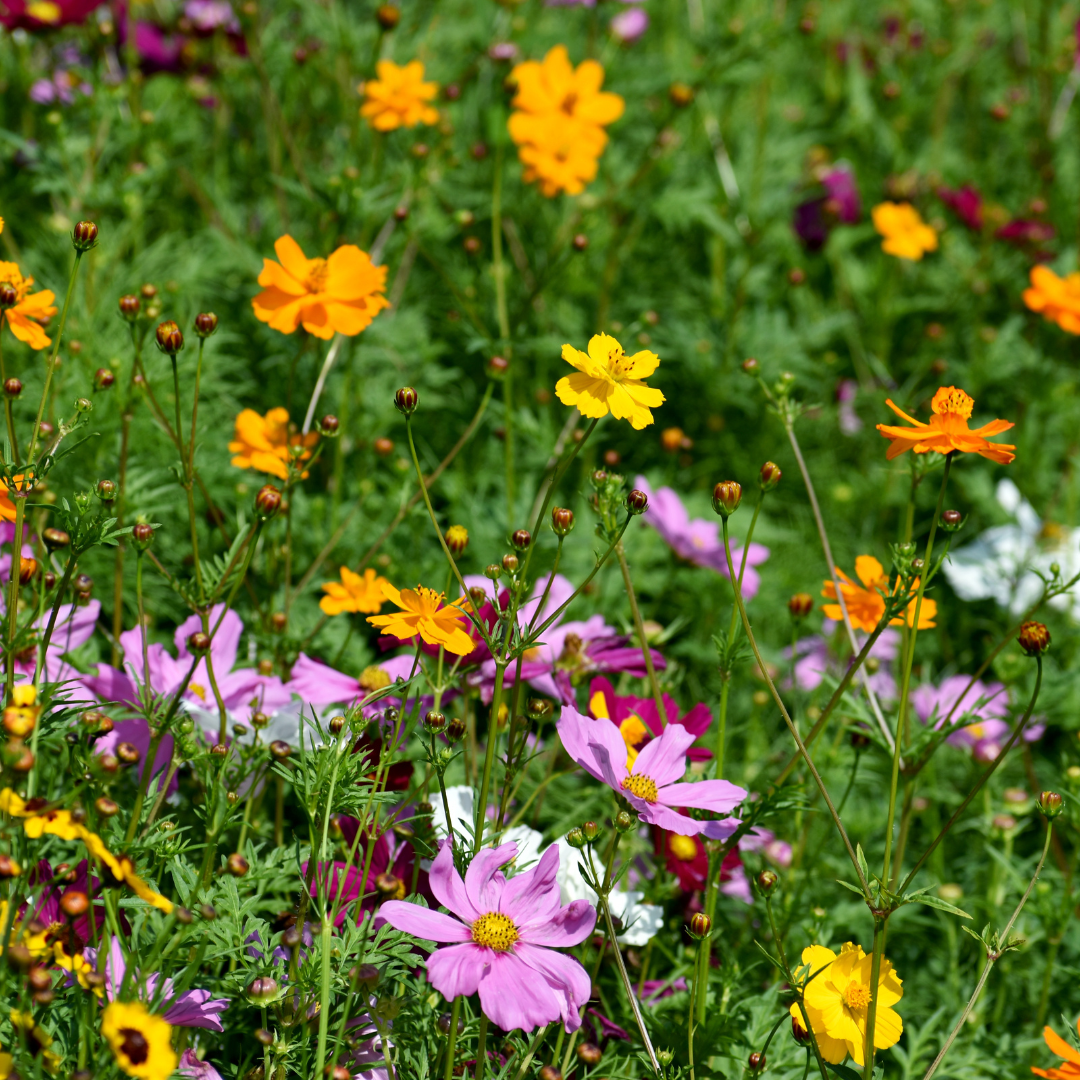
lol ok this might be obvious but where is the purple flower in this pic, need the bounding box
[836,379,863,435]
[348,1011,394,1079]
[380,841,596,1033]
[184,0,239,31]
[633,477,769,599]
[793,165,861,249]
[178,1050,224,1079]
[288,653,417,713]
[610,8,648,42]
[84,938,230,1031]
[910,675,1011,756]
[556,705,745,837]
[937,185,983,231]
[787,629,899,701]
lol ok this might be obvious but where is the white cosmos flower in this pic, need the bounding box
[431,785,544,868]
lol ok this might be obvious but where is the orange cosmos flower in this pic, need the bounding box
[367,584,475,656]
[876,386,1015,464]
[252,235,389,340]
[229,407,318,481]
[0,261,57,350]
[360,59,439,131]
[1022,265,1080,334]
[1034,1020,1080,1080]
[871,202,938,260]
[822,555,937,633]
[320,567,389,616]
[514,114,609,197]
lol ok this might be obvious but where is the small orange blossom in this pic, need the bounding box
[0,261,57,350]
[1022,265,1080,335]
[876,387,1015,464]
[871,202,938,260]
[367,584,474,656]
[822,555,937,633]
[1033,1019,1080,1080]
[360,60,439,131]
[229,407,318,481]
[320,567,389,616]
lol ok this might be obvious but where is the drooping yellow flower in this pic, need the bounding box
[871,202,938,260]
[252,235,389,339]
[789,943,903,1066]
[9,1010,60,1074]
[0,261,57,350]
[876,386,1015,464]
[320,567,389,616]
[555,333,664,430]
[508,45,623,197]
[822,555,937,633]
[117,857,174,914]
[102,1001,178,1080]
[367,584,475,656]
[229,407,319,480]
[360,59,439,131]
[1023,265,1080,335]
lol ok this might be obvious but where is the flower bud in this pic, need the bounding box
[469,586,488,607]
[17,558,36,586]
[572,233,589,251]
[423,710,446,734]
[688,912,711,938]
[748,1052,766,1071]
[96,479,118,503]
[1018,621,1051,656]
[582,820,600,843]
[72,221,98,252]
[6,944,32,970]
[187,632,211,655]
[59,890,89,917]
[255,484,283,519]
[327,715,345,736]
[551,507,575,536]
[577,1042,602,1065]
[394,386,418,415]
[527,698,553,721]
[74,396,93,414]
[445,525,469,556]
[501,553,519,573]
[446,717,466,741]
[759,461,782,492]
[788,593,813,619]
[538,1068,561,1080]
[757,869,778,893]
[351,963,381,989]
[43,572,56,591]
[319,414,339,437]
[118,294,140,320]
[116,742,141,766]
[95,797,119,817]
[791,1015,810,1043]
[94,368,115,391]
[565,826,586,849]
[712,481,742,517]
[484,564,501,581]
[155,320,184,356]
[246,976,279,1002]
[626,489,649,515]
[373,436,394,457]
[0,285,16,309]
[74,574,93,597]
[742,357,759,374]
[43,528,70,551]
[226,853,249,877]
[615,810,636,832]
[376,3,399,27]
[131,522,154,549]
[0,854,21,878]
[941,509,963,531]
[200,903,217,921]
[850,729,871,750]
[1038,791,1064,818]
[194,311,218,337]
[437,1012,464,1036]
[487,356,509,380]
[3,378,21,398]
[270,740,292,761]
[511,529,531,551]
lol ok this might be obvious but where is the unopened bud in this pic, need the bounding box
[577,1042,602,1065]
[423,710,446,734]
[712,480,742,517]
[0,854,22,879]
[757,869,778,893]
[328,715,345,735]
[394,386,418,415]
[116,742,141,766]
[155,320,184,356]
[527,698,553,721]
[17,558,36,586]
[788,593,813,619]
[375,3,399,28]
[469,586,488,607]
[94,368,115,391]
[565,827,586,849]
[669,81,695,106]
[1018,621,1051,656]
[582,820,600,843]
[792,1015,810,1043]
[742,357,759,374]
[538,1067,561,1080]
[3,378,21,398]
[0,285,16,309]
[446,717,466,741]
[572,233,589,251]
[43,528,70,551]
[246,976,279,1002]
[626,489,649,515]
[95,797,119,817]
[96,479,118,503]
[511,529,531,551]
[615,810,635,832]
[501,553,519,573]
[226,853,249,877]
[748,1051,766,1071]
[270,740,291,761]
[319,414,339,437]
[255,484,282,519]
[1038,791,1064,818]
[484,564,501,581]
[487,355,509,380]
[72,220,98,251]
[445,525,469,556]
[759,461,782,492]
[193,311,218,337]
[551,507,575,536]
[187,632,211,655]
[131,522,154,549]
[941,509,963,531]
[688,912,711,938]
[118,294,140,320]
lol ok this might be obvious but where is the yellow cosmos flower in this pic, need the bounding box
[0,261,57,351]
[789,942,903,1066]
[367,584,475,656]
[320,566,389,616]
[555,333,664,430]
[360,59,439,131]
[252,235,389,339]
[1023,265,1080,335]
[821,555,937,633]
[9,1010,60,1074]
[102,1001,178,1080]
[513,115,609,197]
[871,202,938,260]
[228,407,319,481]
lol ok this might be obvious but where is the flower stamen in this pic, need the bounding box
[844,983,872,1013]
[471,912,519,951]
[622,773,658,803]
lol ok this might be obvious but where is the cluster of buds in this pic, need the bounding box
[565,819,602,849]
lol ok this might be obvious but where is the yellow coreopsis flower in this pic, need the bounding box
[1023,265,1080,335]
[229,407,319,481]
[367,584,475,656]
[360,60,439,131]
[0,261,57,350]
[872,202,938,260]
[789,943,903,1066]
[102,1001,178,1080]
[320,567,389,616]
[555,333,664,430]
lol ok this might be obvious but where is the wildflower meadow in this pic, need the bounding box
[1,0,1080,1078]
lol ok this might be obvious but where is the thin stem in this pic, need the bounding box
[302,333,344,435]
[492,146,513,525]
[475,1012,489,1080]
[473,662,507,855]
[443,996,461,1080]
[721,518,870,898]
[922,822,1053,1080]
[4,492,25,706]
[862,919,886,1080]
[616,540,666,728]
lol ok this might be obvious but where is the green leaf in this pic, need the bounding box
[907,894,972,919]
[856,843,869,884]
[835,878,866,896]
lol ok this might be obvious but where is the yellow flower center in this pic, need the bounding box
[305,258,330,294]
[669,834,698,861]
[0,265,31,303]
[26,1,61,22]
[471,912,518,951]
[560,92,579,115]
[189,683,207,701]
[607,345,634,380]
[931,387,974,420]
[622,772,658,803]
[844,982,872,1013]
[358,666,391,692]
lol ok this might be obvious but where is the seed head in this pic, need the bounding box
[1018,621,1051,656]
[712,480,743,517]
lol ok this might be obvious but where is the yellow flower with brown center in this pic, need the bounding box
[228,407,319,481]
[252,235,389,339]
[360,59,439,131]
[1023,265,1080,334]
[0,261,57,351]
[789,943,903,1066]
[821,555,937,633]
[102,1001,178,1080]
[9,1009,60,1074]
[871,202,938,260]
[555,332,664,430]
[319,567,389,616]
[508,45,624,197]
[367,584,475,656]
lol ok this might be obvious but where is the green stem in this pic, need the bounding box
[615,539,666,728]
[444,997,461,1080]
[473,662,507,854]
[862,918,886,1080]
[475,1012,490,1080]
[4,492,25,707]
[492,146,513,525]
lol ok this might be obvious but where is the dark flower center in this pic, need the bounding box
[120,1028,150,1065]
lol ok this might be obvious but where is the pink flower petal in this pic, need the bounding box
[515,942,592,1032]
[498,844,563,926]
[379,900,471,943]
[428,841,480,922]
[518,898,596,948]
[464,843,516,913]
[656,777,746,814]
[630,723,696,786]
[478,951,563,1032]
[634,801,712,835]
[426,942,486,998]
[556,705,610,783]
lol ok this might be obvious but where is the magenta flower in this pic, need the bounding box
[610,7,648,42]
[793,165,861,249]
[633,477,769,599]
[380,841,596,1033]
[288,653,416,713]
[836,379,863,435]
[557,705,746,837]
[178,1050,224,1080]
[937,184,983,231]
[787,628,899,701]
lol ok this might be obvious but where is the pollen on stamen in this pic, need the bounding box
[931,386,974,419]
[471,912,519,951]
[622,772,658,803]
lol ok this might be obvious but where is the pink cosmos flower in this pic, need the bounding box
[787,628,899,701]
[610,7,648,42]
[633,477,769,599]
[557,705,746,837]
[937,184,983,231]
[288,653,418,713]
[380,841,596,1033]
[910,675,1013,757]
[178,1050,224,1080]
